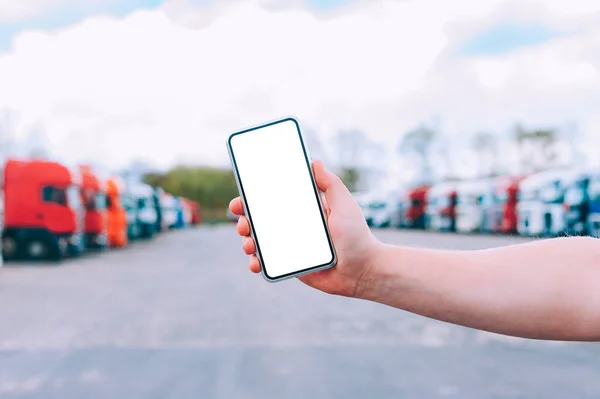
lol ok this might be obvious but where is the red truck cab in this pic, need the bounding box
[184,199,202,226]
[1,160,84,260]
[79,166,107,249]
[405,185,429,229]
[492,176,524,234]
[106,177,128,248]
[439,190,458,232]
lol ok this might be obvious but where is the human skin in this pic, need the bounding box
[230,160,600,342]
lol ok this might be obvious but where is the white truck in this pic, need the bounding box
[588,172,600,237]
[562,169,592,236]
[355,191,402,228]
[131,183,159,238]
[160,192,178,230]
[517,169,573,237]
[182,199,193,226]
[425,181,457,232]
[456,178,493,233]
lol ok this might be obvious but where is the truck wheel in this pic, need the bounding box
[26,238,61,261]
[544,214,552,236]
[141,224,153,239]
[26,239,49,260]
[2,237,18,259]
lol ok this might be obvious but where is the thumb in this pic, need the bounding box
[312,160,355,209]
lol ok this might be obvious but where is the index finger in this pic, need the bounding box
[229,197,245,216]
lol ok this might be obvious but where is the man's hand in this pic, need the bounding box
[229,159,382,297]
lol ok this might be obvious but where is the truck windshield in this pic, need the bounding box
[457,195,478,206]
[121,194,133,211]
[481,194,493,206]
[84,192,107,210]
[494,192,508,204]
[589,179,600,202]
[540,181,564,204]
[137,197,149,210]
[518,189,537,202]
[67,186,82,209]
[368,202,387,210]
[42,186,67,205]
[438,196,450,208]
[565,184,586,205]
[95,193,107,210]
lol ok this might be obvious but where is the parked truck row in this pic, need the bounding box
[357,167,600,238]
[0,159,202,265]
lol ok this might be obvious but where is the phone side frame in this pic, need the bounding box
[226,116,338,283]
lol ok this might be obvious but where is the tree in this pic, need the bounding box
[362,140,389,190]
[339,168,360,192]
[331,129,389,192]
[332,129,367,169]
[397,123,437,184]
[331,129,368,191]
[144,166,239,220]
[471,131,499,177]
[514,124,558,173]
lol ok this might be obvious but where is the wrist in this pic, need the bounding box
[353,242,398,301]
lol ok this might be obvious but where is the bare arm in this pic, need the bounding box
[359,237,600,341]
[231,160,600,342]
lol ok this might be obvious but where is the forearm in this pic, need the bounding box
[358,237,600,341]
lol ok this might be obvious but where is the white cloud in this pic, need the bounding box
[0,0,599,177]
[0,0,66,22]
[0,0,158,23]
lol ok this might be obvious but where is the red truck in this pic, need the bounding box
[439,190,458,232]
[184,198,202,226]
[106,177,128,248]
[404,185,430,229]
[490,175,523,234]
[1,160,85,260]
[79,166,107,249]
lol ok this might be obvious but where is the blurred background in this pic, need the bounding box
[1,0,600,398]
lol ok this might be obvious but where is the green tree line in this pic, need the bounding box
[144,166,239,221]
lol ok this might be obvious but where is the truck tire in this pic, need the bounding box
[2,236,18,260]
[544,213,552,237]
[146,226,155,239]
[26,238,60,261]
[140,224,154,239]
[26,239,49,259]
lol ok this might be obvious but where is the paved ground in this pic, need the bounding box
[0,226,598,399]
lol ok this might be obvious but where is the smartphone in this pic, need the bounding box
[227,117,337,282]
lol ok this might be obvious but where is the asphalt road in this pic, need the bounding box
[0,226,599,399]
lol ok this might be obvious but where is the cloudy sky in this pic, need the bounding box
[0,0,599,179]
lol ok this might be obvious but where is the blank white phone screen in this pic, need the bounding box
[229,119,334,279]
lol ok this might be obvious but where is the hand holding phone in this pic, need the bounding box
[228,117,337,282]
[228,117,380,293]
